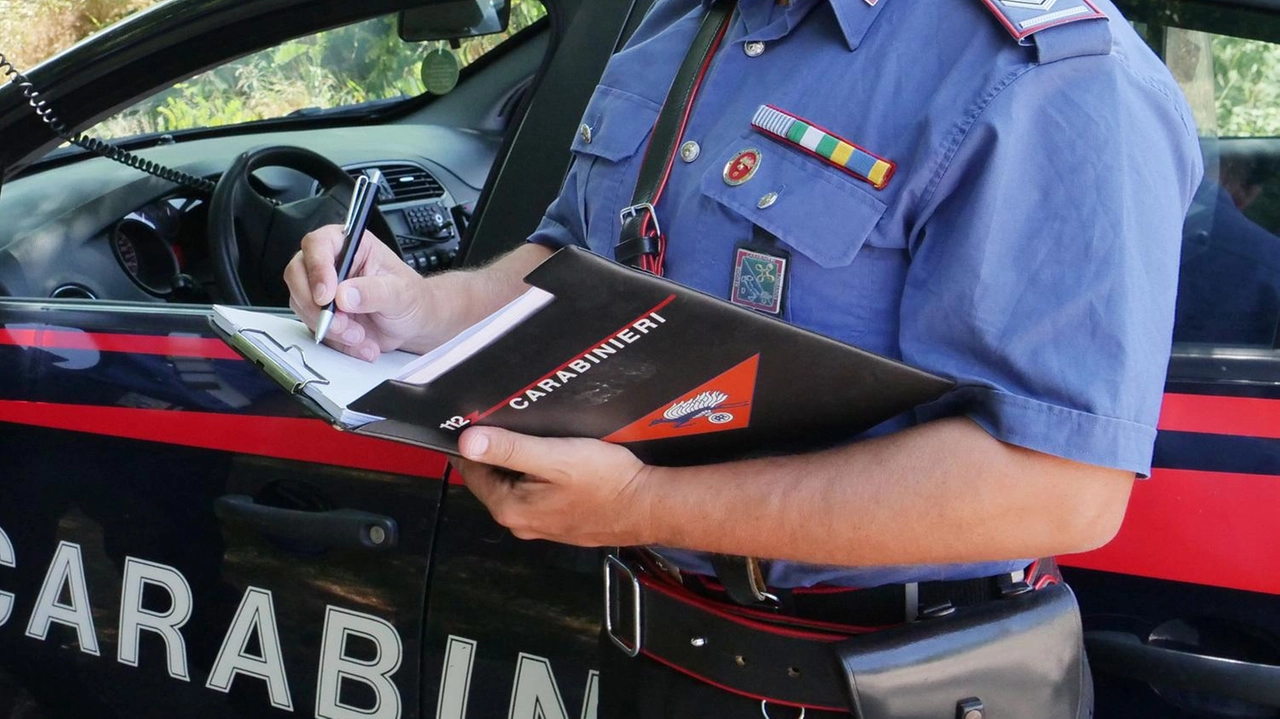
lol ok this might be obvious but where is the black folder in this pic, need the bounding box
[212,246,952,466]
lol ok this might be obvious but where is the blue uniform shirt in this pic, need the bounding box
[528,0,1203,588]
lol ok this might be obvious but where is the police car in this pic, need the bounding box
[0,0,1276,716]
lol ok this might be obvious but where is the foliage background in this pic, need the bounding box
[0,0,159,70]
[1212,35,1280,137]
[6,1,1277,136]
[1,0,546,138]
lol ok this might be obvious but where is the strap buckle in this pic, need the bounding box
[604,554,642,657]
[616,203,665,269]
[619,202,662,241]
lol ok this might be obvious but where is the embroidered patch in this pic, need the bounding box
[731,248,787,314]
[750,105,895,191]
[723,148,762,186]
[978,0,1106,41]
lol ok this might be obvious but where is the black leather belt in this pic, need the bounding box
[605,554,1058,712]
[606,556,854,712]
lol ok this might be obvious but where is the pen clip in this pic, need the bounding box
[240,328,331,391]
[342,175,373,235]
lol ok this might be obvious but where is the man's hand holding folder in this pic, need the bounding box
[282,230,1133,569]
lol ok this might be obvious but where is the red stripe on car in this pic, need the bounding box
[0,400,449,479]
[1159,393,1280,439]
[1061,467,1280,596]
[0,328,241,360]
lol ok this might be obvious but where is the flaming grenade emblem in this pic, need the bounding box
[653,391,736,428]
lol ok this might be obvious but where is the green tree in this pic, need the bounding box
[1213,35,1280,137]
[95,0,548,139]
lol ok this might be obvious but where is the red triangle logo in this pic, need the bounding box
[605,355,759,443]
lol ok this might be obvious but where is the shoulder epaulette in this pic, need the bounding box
[977,0,1108,42]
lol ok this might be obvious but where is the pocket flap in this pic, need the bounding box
[571,86,662,162]
[701,144,890,268]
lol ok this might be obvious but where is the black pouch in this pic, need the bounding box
[833,583,1085,719]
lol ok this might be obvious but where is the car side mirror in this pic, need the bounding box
[398,0,511,42]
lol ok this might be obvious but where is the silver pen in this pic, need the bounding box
[315,175,377,344]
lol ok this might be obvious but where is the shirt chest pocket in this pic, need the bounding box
[698,141,908,351]
[569,85,661,257]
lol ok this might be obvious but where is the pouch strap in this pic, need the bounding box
[615,0,773,603]
[711,553,776,606]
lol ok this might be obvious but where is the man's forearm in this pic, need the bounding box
[407,242,554,352]
[637,417,1134,567]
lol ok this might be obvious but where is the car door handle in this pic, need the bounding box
[1085,630,1280,708]
[214,494,399,551]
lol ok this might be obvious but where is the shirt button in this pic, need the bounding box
[579,123,592,144]
[680,141,701,163]
[757,192,778,209]
[744,41,766,58]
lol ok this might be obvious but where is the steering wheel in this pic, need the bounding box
[208,146,399,306]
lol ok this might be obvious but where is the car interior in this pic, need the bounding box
[1120,0,1280,350]
[0,0,1275,352]
[0,0,603,308]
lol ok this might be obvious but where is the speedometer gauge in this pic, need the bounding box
[113,229,141,276]
[111,219,178,296]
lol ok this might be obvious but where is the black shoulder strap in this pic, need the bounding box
[461,0,656,267]
[615,2,736,269]
[631,2,735,211]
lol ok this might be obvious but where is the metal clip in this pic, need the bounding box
[238,328,331,392]
[761,701,805,719]
[603,554,642,657]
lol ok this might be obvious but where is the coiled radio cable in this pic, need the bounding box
[1,49,216,194]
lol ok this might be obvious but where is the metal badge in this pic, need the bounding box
[723,149,762,186]
[731,247,787,314]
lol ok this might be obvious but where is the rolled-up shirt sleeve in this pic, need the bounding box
[902,54,1203,476]
[527,156,591,250]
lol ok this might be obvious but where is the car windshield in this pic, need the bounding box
[2,0,546,142]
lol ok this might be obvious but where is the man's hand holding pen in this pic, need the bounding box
[284,178,439,362]
[284,183,555,363]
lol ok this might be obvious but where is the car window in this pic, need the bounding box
[1126,1,1280,348]
[93,0,546,140]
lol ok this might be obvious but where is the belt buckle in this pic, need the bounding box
[619,202,662,240]
[603,554,642,657]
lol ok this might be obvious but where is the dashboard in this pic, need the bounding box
[0,123,502,305]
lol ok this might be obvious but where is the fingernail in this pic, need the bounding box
[466,432,489,458]
[343,287,361,309]
[314,283,327,301]
[343,327,360,344]
[360,346,376,362]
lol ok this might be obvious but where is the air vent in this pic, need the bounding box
[347,164,445,203]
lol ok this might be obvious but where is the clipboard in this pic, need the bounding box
[209,305,433,439]
[209,247,955,465]
[217,325,462,453]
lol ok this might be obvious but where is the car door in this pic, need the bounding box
[0,1,549,716]
[1060,2,1280,717]
[0,302,444,718]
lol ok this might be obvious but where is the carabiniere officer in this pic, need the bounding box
[285,0,1204,715]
